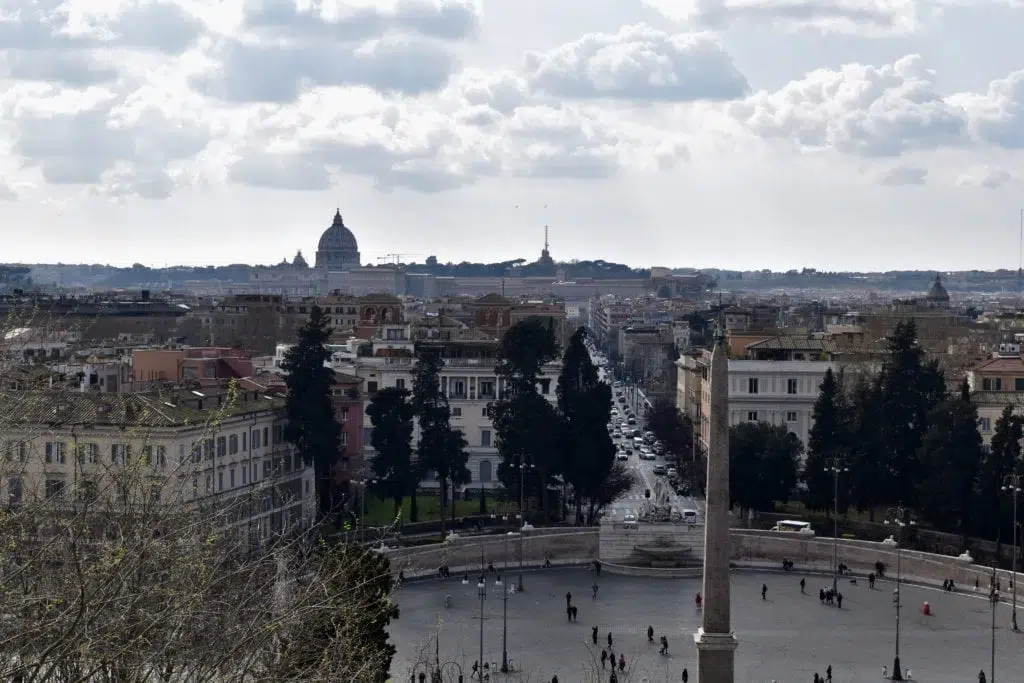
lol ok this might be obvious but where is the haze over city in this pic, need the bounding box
[1,0,1023,271]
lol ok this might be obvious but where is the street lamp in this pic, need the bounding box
[1001,473,1022,632]
[353,478,377,544]
[515,459,535,592]
[826,459,849,594]
[500,531,513,672]
[884,504,917,681]
[990,564,999,683]
[476,574,486,680]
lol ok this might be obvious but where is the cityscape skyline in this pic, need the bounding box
[2,0,1023,270]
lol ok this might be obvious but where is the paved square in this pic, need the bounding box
[390,567,1024,682]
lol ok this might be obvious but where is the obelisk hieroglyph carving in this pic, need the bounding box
[693,332,737,682]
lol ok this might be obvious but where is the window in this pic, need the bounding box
[111,444,129,466]
[218,471,224,491]
[452,407,462,417]
[748,378,759,394]
[479,460,493,482]
[149,484,161,503]
[481,429,492,448]
[479,380,495,399]
[79,479,98,503]
[230,468,236,488]
[341,432,349,446]
[273,425,283,444]
[263,460,272,478]
[156,445,166,468]
[252,429,262,449]
[786,411,798,423]
[241,432,247,451]
[980,417,992,432]
[178,444,186,464]
[77,443,99,464]
[539,379,551,395]
[482,407,489,417]
[205,475,212,493]
[45,441,66,464]
[142,445,154,465]
[45,479,66,500]
[787,378,798,395]
[395,378,406,390]
[363,427,374,444]
[5,441,27,462]
[983,377,1003,391]
[203,439,214,460]
[1016,378,1024,391]
[263,427,269,446]
[216,436,227,458]
[367,381,378,393]
[339,407,349,422]
[229,434,238,455]
[747,411,758,422]
[7,477,23,505]
[242,466,248,485]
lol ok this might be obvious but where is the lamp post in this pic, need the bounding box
[476,573,486,679]
[884,504,916,681]
[990,564,999,682]
[1002,473,1022,632]
[826,459,849,595]
[516,460,535,592]
[499,532,511,672]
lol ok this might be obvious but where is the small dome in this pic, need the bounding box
[293,250,308,268]
[926,274,949,303]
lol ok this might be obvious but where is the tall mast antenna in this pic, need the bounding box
[1019,208,1022,299]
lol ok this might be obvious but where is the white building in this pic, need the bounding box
[0,388,315,539]
[353,338,560,492]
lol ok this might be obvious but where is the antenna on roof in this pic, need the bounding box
[1018,208,1022,301]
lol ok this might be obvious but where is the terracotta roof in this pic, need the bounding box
[745,336,836,352]
[973,357,1024,373]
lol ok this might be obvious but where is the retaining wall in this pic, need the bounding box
[598,521,704,565]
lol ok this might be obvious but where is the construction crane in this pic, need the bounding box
[376,253,421,265]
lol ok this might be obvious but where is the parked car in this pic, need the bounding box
[652,465,667,476]
[617,452,629,461]
[623,513,638,527]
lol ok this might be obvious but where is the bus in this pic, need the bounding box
[770,520,814,535]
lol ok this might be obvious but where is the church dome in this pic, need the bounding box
[315,209,361,270]
[926,274,949,304]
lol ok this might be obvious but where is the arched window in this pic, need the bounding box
[479,460,492,483]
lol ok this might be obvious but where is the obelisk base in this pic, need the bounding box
[694,628,738,683]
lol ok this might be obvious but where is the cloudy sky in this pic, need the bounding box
[1,0,1022,271]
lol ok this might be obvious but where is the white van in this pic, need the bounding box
[770,520,814,535]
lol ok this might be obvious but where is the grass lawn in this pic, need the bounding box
[361,495,485,527]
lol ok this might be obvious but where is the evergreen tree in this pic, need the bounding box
[803,368,849,512]
[410,346,470,536]
[729,422,802,514]
[877,320,946,506]
[917,379,983,543]
[556,327,617,524]
[976,404,1022,542]
[847,375,887,520]
[490,318,562,517]
[366,387,416,520]
[281,305,343,522]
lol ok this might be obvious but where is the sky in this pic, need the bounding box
[1,0,1023,272]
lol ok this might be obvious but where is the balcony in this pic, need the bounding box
[448,392,468,400]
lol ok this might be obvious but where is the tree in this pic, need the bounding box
[803,368,850,512]
[847,374,887,519]
[556,327,617,524]
[646,398,694,464]
[282,305,344,522]
[410,346,470,536]
[916,379,982,544]
[976,404,1022,543]
[729,422,802,514]
[491,318,562,516]
[877,320,947,506]
[366,387,416,520]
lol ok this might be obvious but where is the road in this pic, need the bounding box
[591,348,704,524]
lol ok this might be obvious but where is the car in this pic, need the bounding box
[652,465,667,476]
[613,432,622,439]
[625,447,633,455]
[617,452,628,461]
[627,417,637,425]
[667,467,678,478]
[623,513,638,527]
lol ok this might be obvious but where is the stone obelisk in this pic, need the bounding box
[693,331,737,682]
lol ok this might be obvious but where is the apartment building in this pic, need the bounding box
[967,356,1024,446]
[353,338,560,492]
[0,388,314,539]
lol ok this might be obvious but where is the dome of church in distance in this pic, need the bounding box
[315,209,361,270]
[926,273,949,305]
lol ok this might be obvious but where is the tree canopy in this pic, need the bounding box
[803,368,849,512]
[729,421,802,513]
[366,387,416,520]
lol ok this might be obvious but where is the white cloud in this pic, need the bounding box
[878,164,928,185]
[956,165,1012,189]
[728,55,968,156]
[949,70,1024,149]
[523,24,749,101]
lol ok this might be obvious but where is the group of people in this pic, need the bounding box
[811,667,833,683]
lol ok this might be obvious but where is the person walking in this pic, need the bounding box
[618,654,626,672]
[761,583,767,600]
[647,625,654,643]
[800,577,806,594]
[836,593,843,609]
[566,591,572,608]
[566,605,573,622]
[609,670,618,683]
[607,631,613,648]
[593,583,599,599]
[659,635,669,655]
[826,664,832,682]
[592,625,599,645]
[571,605,578,622]
[682,668,688,683]
[600,650,608,668]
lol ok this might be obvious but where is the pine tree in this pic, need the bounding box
[917,379,982,543]
[729,422,802,514]
[803,368,849,512]
[366,387,415,519]
[877,320,946,506]
[556,327,617,524]
[847,375,887,520]
[281,305,343,523]
[410,346,470,536]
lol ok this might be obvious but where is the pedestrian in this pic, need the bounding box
[869,572,875,589]
[682,668,688,683]
[572,605,578,622]
[595,560,602,576]
[608,631,613,648]
[695,592,702,610]
[882,665,887,678]
[979,669,987,682]
[800,577,806,593]
[813,674,820,683]
[659,635,669,655]
[552,676,559,683]
[592,625,599,644]
[609,670,618,683]
[600,650,608,668]
[826,664,832,682]
[762,583,767,600]
[647,625,654,642]
[836,593,843,609]
[566,605,572,622]
[566,591,572,607]
[593,583,599,599]
[618,654,625,672]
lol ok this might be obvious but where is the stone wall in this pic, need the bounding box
[598,521,704,565]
